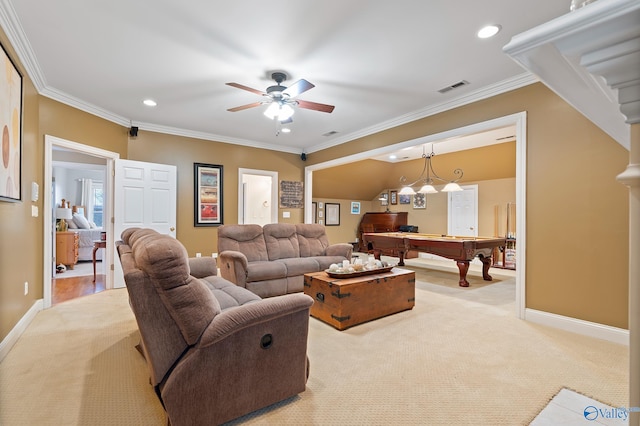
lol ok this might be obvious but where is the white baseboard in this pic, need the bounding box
[0,299,43,363]
[525,308,629,346]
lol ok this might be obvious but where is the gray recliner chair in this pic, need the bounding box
[116,228,313,426]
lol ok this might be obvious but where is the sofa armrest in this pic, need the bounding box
[218,250,249,288]
[198,293,313,347]
[188,257,218,278]
[325,243,353,259]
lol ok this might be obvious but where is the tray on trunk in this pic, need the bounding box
[324,265,394,279]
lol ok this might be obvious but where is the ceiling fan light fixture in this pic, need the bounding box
[263,102,295,121]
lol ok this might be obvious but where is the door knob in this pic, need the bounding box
[170,227,175,232]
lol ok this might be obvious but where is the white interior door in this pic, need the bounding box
[448,185,478,237]
[113,159,177,288]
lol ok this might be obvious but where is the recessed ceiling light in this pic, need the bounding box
[281,128,291,133]
[143,99,157,107]
[389,154,397,160]
[477,24,502,39]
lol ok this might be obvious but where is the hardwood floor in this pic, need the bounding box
[52,274,106,305]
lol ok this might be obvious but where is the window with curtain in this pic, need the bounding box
[92,182,104,227]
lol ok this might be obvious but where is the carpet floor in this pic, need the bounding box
[0,266,628,425]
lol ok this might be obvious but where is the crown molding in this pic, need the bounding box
[305,73,538,154]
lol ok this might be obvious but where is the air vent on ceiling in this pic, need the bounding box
[323,130,339,137]
[496,135,516,141]
[438,80,470,94]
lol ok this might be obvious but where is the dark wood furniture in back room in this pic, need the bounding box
[356,211,408,253]
[303,268,415,330]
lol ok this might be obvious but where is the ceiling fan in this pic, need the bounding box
[226,72,335,123]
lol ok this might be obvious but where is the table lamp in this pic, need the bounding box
[56,207,73,232]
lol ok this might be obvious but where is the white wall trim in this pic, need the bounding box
[525,308,629,346]
[0,299,43,363]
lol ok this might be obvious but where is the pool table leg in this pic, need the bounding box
[372,249,405,266]
[480,256,493,281]
[456,260,470,287]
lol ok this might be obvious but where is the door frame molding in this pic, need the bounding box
[44,135,119,308]
[237,168,278,224]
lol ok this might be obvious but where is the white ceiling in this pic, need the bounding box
[2,1,571,155]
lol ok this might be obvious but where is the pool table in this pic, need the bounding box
[363,232,506,287]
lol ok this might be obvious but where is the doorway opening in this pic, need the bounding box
[238,168,278,225]
[44,135,119,309]
[305,112,526,318]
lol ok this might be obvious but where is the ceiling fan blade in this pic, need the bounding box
[283,79,315,98]
[226,82,266,96]
[227,101,263,112]
[296,99,335,113]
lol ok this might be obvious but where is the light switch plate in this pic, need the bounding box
[31,182,39,201]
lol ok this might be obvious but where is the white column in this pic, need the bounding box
[618,124,640,424]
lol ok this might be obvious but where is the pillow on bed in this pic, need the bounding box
[72,213,91,229]
[66,219,78,229]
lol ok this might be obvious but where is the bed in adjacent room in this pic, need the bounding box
[67,206,104,261]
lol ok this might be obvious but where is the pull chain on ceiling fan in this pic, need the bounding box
[226,72,335,124]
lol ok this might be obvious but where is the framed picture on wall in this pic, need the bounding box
[312,202,317,223]
[194,163,224,226]
[351,202,360,214]
[413,193,426,209]
[379,192,388,206]
[390,190,398,205]
[0,42,23,202]
[325,203,340,226]
[399,194,411,205]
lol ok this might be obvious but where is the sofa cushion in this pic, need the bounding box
[264,223,300,260]
[218,224,269,262]
[199,275,261,310]
[246,260,287,282]
[311,255,351,271]
[295,224,330,257]
[276,258,321,276]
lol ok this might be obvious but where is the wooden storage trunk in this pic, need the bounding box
[303,268,415,330]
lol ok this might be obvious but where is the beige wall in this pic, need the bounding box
[0,30,42,340]
[315,178,516,246]
[0,26,630,343]
[127,131,305,256]
[308,84,629,328]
